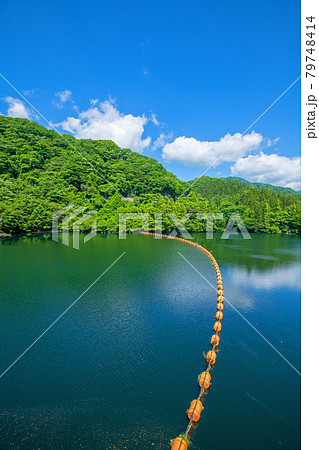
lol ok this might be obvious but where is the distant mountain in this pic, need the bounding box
[222,176,300,198]
[187,175,300,200]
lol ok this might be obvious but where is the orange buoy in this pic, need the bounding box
[187,400,203,422]
[217,289,223,296]
[171,437,188,450]
[216,311,223,321]
[198,371,211,389]
[214,321,222,332]
[217,302,224,311]
[206,349,217,364]
[217,296,224,303]
[210,334,220,347]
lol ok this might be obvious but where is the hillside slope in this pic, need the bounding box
[222,176,300,198]
[0,116,300,235]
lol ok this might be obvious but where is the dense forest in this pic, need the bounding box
[221,176,301,198]
[0,116,301,235]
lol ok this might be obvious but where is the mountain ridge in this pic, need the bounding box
[221,176,300,197]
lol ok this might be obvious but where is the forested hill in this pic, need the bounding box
[222,176,300,198]
[187,176,301,203]
[0,116,300,235]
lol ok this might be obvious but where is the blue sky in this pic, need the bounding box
[0,0,301,189]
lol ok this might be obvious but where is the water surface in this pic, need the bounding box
[0,233,301,449]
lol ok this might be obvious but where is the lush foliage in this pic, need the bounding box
[222,176,301,198]
[0,116,300,235]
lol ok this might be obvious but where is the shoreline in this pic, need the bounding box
[0,229,300,238]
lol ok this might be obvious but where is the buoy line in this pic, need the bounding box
[140,232,223,449]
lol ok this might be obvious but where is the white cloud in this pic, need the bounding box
[90,98,99,106]
[55,90,72,103]
[150,113,160,125]
[3,97,31,119]
[53,90,72,109]
[231,151,301,190]
[151,132,173,150]
[58,99,151,152]
[162,131,264,166]
[266,137,280,147]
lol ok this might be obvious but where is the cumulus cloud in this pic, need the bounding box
[231,151,301,190]
[3,97,31,119]
[162,131,264,166]
[151,132,173,150]
[58,99,151,152]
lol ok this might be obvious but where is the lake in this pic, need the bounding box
[0,233,301,449]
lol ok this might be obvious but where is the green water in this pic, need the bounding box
[0,233,300,449]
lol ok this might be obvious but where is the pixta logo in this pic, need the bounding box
[52,203,98,250]
[118,212,251,239]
